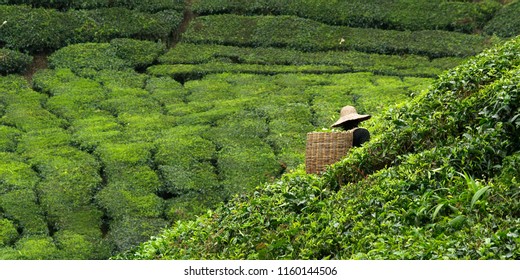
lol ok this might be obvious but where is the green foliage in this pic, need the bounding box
[54,230,100,260]
[191,0,500,33]
[0,125,21,152]
[0,218,18,246]
[183,15,491,57]
[15,236,59,260]
[107,216,167,252]
[0,48,32,74]
[0,5,182,52]
[484,1,520,38]
[95,142,154,173]
[2,0,185,11]
[96,187,164,219]
[71,8,182,43]
[155,133,218,193]
[70,115,122,151]
[121,36,520,260]
[109,38,166,69]
[49,43,130,73]
[0,153,39,193]
[158,43,462,78]
[0,189,48,235]
[0,5,75,51]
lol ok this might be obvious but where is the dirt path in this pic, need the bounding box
[169,2,196,48]
[24,52,49,82]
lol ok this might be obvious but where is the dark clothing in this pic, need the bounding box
[352,127,370,147]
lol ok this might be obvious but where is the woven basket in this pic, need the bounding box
[305,131,353,174]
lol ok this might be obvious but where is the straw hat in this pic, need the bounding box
[331,106,371,127]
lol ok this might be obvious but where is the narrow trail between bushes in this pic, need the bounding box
[169,2,196,48]
[24,52,49,82]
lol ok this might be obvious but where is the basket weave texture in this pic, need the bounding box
[305,131,353,174]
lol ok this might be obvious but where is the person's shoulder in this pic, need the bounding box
[352,127,370,147]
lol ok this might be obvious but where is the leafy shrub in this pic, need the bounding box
[70,115,122,151]
[148,63,347,81]
[54,230,99,260]
[94,142,154,175]
[15,236,59,260]
[118,113,175,142]
[0,153,40,193]
[164,191,224,222]
[96,187,164,219]
[16,128,71,157]
[182,15,491,57]
[4,0,185,11]
[484,1,520,38]
[191,0,500,33]
[0,48,32,74]
[0,189,48,235]
[71,8,182,43]
[49,43,130,73]
[0,5,182,51]
[217,140,282,195]
[145,76,187,105]
[0,125,21,152]
[109,38,166,69]
[158,43,461,78]
[0,218,18,246]
[102,165,162,194]
[33,152,102,218]
[106,216,167,252]
[100,89,162,116]
[0,5,75,51]
[155,135,218,193]
[92,69,148,90]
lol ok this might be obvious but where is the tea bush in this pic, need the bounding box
[0,5,182,51]
[71,8,181,43]
[0,189,48,235]
[155,135,218,193]
[0,125,21,152]
[70,115,122,151]
[3,0,185,11]
[0,218,18,246]
[96,187,164,219]
[183,15,490,57]
[109,38,166,70]
[159,43,462,78]
[0,5,74,51]
[191,0,499,33]
[107,216,168,253]
[0,48,32,74]
[0,153,39,193]
[483,1,520,38]
[14,236,59,260]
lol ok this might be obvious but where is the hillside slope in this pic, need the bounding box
[122,36,520,260]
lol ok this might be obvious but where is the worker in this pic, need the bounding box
[331,105,371,147]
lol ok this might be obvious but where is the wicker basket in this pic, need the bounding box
[305,131,353,174]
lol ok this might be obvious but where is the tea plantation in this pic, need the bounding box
[1,0,519,260]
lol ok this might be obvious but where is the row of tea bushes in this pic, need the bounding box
[0,76,110,259]
[0,5,182,51]
[3,0,185,11]
[191,0,500,33]
[182,15,492,57]
[156,43,464,79]
[483,0,520,38]
[0,48,32,75]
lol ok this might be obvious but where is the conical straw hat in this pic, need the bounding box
[331,106,371,127]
